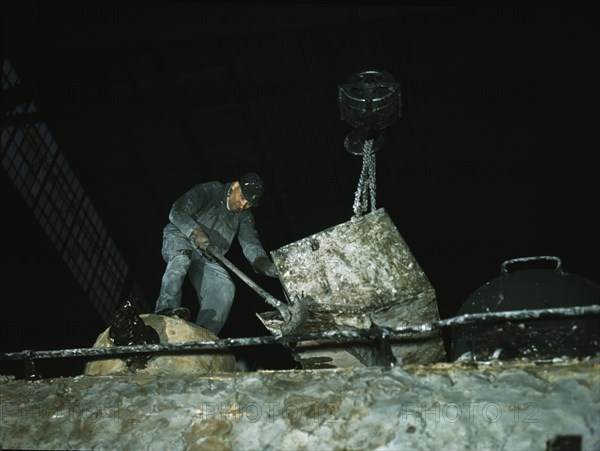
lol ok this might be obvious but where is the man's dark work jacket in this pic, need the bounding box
[164,181,269,263]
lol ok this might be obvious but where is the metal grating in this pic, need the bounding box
[1,59,148,323]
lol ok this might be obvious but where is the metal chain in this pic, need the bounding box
[367,140,376,212]
[352,139,377,218]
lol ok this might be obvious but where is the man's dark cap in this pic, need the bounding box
[239,172,264,207]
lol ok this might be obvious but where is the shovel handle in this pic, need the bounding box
[203,246,283,310]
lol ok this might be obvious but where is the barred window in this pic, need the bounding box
[1,59,148,323]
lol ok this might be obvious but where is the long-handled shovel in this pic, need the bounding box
[201,245,308,336]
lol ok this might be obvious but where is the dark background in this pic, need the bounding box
[1,1,598,377]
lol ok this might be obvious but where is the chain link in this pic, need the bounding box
[352,139,377,218]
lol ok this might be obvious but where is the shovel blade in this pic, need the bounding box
[257,299,308,337]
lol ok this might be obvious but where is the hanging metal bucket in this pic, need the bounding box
[257,208,446,369]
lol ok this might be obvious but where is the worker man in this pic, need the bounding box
[154,173,278,335]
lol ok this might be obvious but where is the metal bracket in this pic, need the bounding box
[24,352,42,380]
[369,324,397,368]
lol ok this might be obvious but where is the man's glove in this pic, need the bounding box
[190,228,210,250]
[252,256,278,278]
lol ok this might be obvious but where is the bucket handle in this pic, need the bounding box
[501,256,562,274]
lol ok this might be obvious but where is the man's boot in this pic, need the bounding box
[156,307,191,321]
